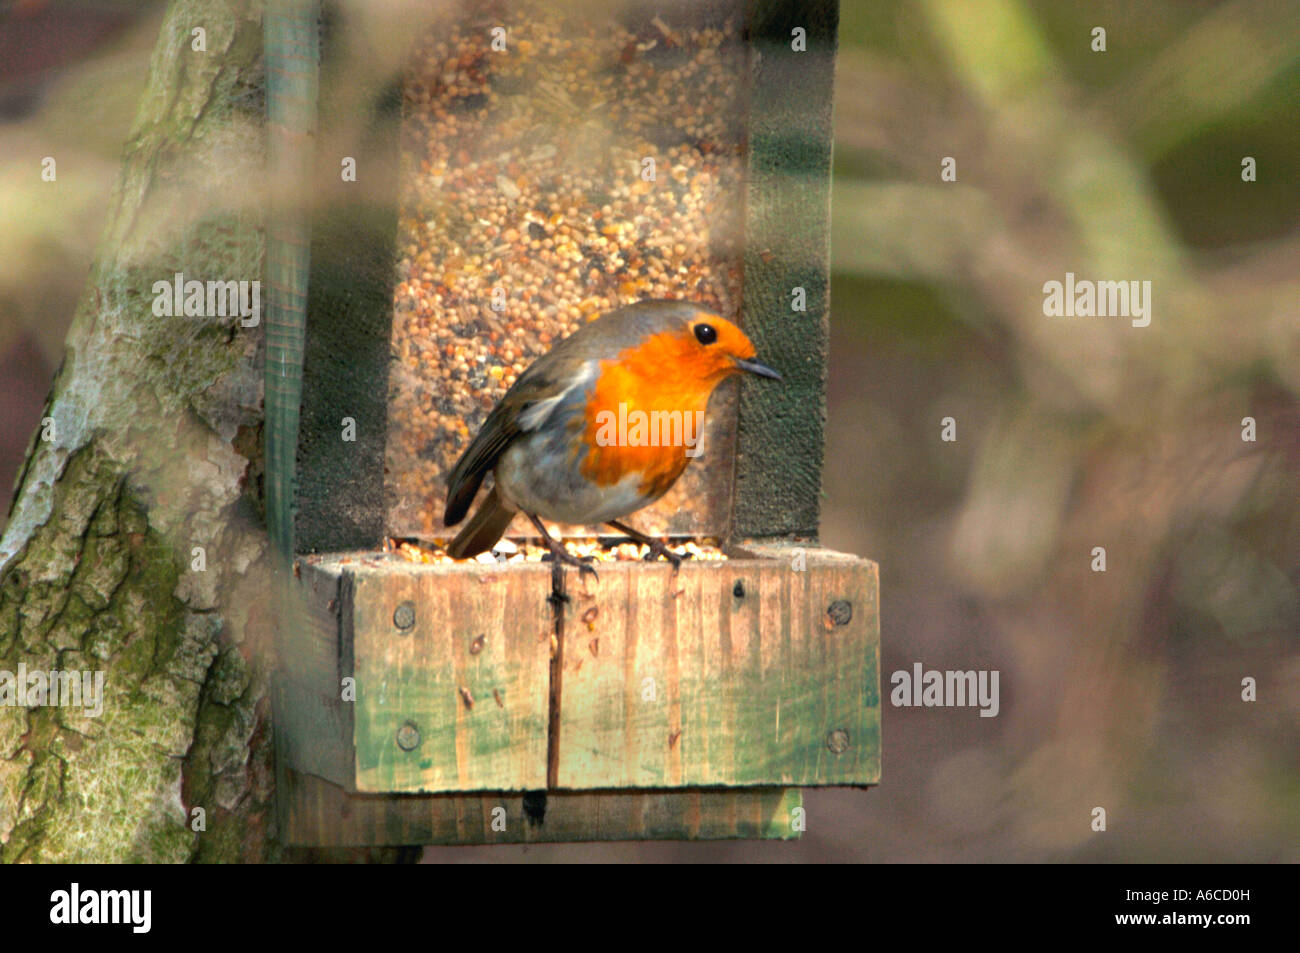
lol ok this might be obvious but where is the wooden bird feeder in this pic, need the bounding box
[266,0,877,846]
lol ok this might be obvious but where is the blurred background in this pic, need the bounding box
[2,0,1297,861]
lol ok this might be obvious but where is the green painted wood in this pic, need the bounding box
[265,0,322,848]
[733,0,839,539]
[347,559,553,792]
[284,770,803,846]
[556,546,878,788]
[284,548,878,795]
[265,0,319,558]
[276,560,355,787]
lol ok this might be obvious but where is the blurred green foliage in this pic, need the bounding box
[820,0,1299,860]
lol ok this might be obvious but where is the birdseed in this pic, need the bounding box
[390,537,728,565]
[383,0,748,546]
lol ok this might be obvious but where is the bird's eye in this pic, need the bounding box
[694,323,717,345]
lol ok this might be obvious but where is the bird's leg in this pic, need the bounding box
[527,512,598,604]
[604,520,691,572]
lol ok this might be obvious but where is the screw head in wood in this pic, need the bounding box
[827,600,852,627]
[393,601,416,631]
[827,729,850,755]
[733,580,745,598]
[396,721,421,751]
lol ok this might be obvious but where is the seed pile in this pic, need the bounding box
[390,537,728,566]
[384,0,748,541]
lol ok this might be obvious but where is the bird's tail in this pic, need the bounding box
[447,484,516,558]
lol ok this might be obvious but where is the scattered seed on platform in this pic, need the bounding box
[392,537,727,564]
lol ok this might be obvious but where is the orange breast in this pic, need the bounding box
[580,331,722,497]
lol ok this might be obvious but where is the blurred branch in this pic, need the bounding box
[832,181,993,283]
[1110,0,1300,161]
[836,1,1298,418]
[918,0,1054,101]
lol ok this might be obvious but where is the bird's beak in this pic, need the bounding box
[734,357,783,381]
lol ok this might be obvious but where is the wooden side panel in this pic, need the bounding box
[282,546,876,819]
[293,1,406,554]
[556,552,879,788]
[276,560,354,787]
[732,0,840,539]
[283,770,803,846]
[348,562,552,792]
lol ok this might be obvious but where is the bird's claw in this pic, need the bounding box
[642,542,691,572]
[540,548,600,583]
[576,558,600,584]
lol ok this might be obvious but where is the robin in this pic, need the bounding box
[443,299,781,580]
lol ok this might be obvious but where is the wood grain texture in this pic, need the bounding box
[275,560,354,788]
[732,0,839,538]
[348,559,553,792]
[281,548,877,798]
[280,544,873,843]
[556,546,879,788]
[283,770,803,846]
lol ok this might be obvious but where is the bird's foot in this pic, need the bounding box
[539,543,600,585]
[604,520,692,573]
[641,538,692,572]
[527,512,598,605]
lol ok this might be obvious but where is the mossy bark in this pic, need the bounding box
[0,0,398,863]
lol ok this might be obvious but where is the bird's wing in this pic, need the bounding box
[443,359,595,526]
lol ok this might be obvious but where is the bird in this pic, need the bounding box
[443,299,781,581]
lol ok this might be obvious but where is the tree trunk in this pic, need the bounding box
[0,0,396,863]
